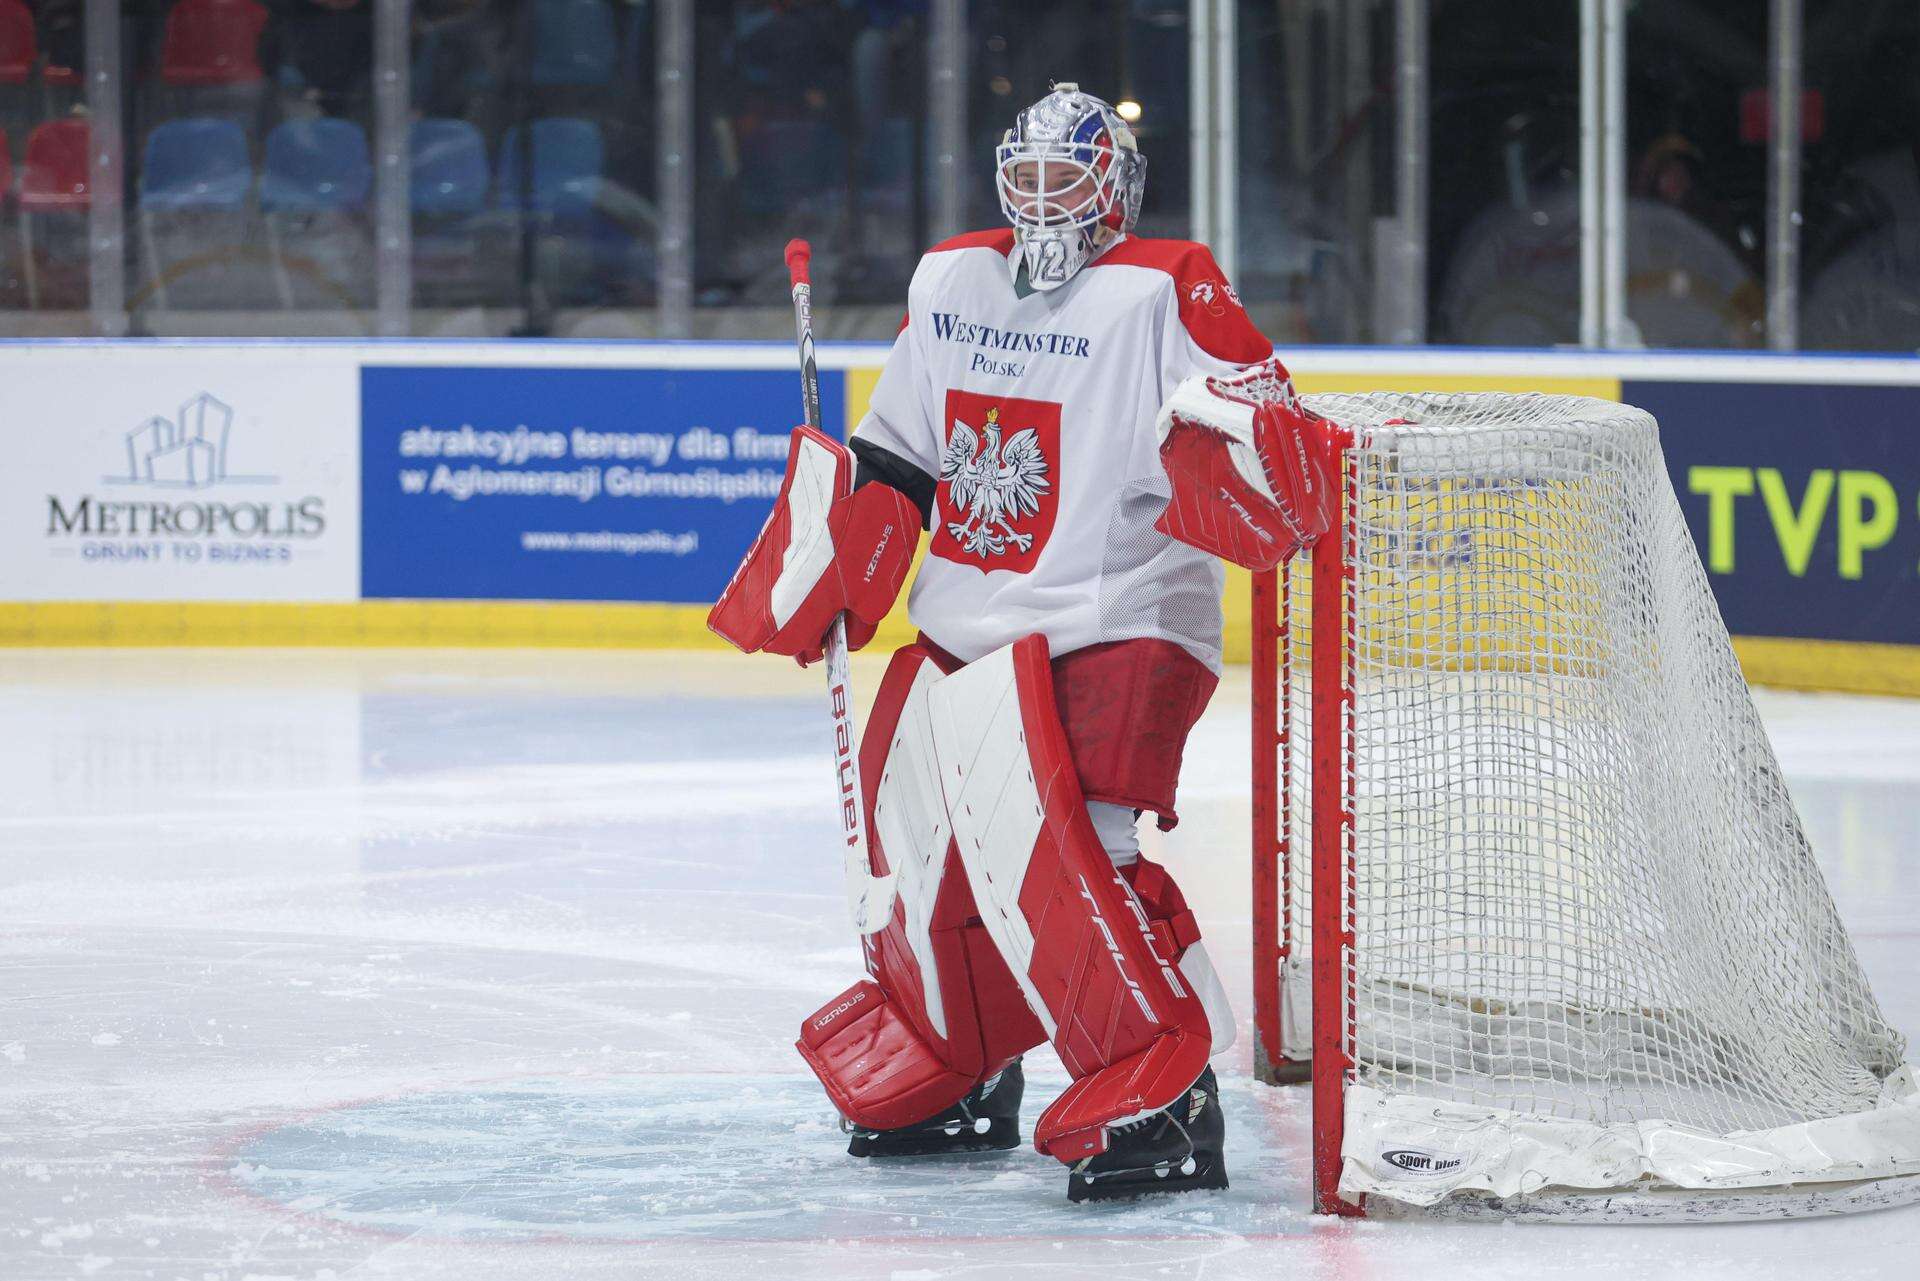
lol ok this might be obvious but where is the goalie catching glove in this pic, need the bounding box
[708,426,919,662]
[1153,357,1339,571]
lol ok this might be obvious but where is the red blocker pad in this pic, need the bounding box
[708,426,918,658]
[1153,358,1337,572]
[926,635,1214,1163]
[796,644,1047,1131]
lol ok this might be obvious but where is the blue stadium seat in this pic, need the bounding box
[494,118,602,221]
[531,0,616,88]
[260,117,370,212]
[410,118,487,215]
[139,117,251,210]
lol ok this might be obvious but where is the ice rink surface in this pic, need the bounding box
[4,648,1919,1280]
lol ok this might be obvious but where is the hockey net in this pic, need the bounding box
[1251,391,1920,1219]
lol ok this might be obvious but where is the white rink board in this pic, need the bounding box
[0,345,362,602]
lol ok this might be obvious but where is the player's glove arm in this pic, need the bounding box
[707,426,921,660]
[1152,357,1339,572]
[850,438,936,530]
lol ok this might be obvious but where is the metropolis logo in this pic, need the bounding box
[45,391,327,548]
[113,391,271,490]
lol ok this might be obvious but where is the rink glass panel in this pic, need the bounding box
[690,0,931,340]
[3,1,1919,348]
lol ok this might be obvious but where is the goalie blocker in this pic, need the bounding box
[707,426,920,662]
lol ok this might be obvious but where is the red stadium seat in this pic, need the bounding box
[0,0,35,86]
[18,118,90,307]
[160,0,268,87]
[0,129,13,197]
[20,117,90,208]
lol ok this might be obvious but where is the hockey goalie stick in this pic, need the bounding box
[785,238,896,935]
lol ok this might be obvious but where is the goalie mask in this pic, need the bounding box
[996,83,1146,291]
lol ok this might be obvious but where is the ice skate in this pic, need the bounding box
[845,1060,1024,1158]
[1066,1066,1227,1203]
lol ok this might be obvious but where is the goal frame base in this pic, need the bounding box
[1362,1175,1920,1225]
[1251,1040,1311,1087]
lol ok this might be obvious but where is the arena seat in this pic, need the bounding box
[739,118,839,218]
[261,117,371,212]
[261,117,372,308]
[31,0,79,91]
[140,117,251,211]
[160,0,268,86]
[0,0,32,86]
[409,119,493,307]
[492,118,617,309]
[19,117,87,209]
[138,116,254,309]
[18,117,89,306]
[410,118,488,215]
[495,118,602,221]
[530,0,616,89]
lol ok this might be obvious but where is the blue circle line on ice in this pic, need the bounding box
[224,1072,1311,1243]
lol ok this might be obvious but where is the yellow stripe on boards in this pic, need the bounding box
[0,601,726,649]
[1732,637,1920,699]
[846,365,882,427]
[1292,372,1622,401]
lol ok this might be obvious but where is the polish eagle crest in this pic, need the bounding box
[938,406,1052,558]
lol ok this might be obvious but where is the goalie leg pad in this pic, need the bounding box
[1123,855,1236,1057]
[921,633,1218,832]
[797,979,982,1132]
[925,635,1215,1164]
[796,644,1047,1133]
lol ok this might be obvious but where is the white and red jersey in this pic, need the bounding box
[853,229,1272,673]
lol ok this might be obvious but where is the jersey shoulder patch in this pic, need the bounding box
[924,228,1017,258]
[1088,237,1272,365]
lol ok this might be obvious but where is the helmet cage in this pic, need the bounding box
[995,137,1131,234]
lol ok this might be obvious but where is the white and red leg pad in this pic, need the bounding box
[1123,855,1236,1057]
[797,979,980,1130]
[795,643,1046,1131]
[925,635,1215,1163]
[707,426,919,658]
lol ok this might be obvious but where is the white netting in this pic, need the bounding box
[1272,392,1911,1166]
